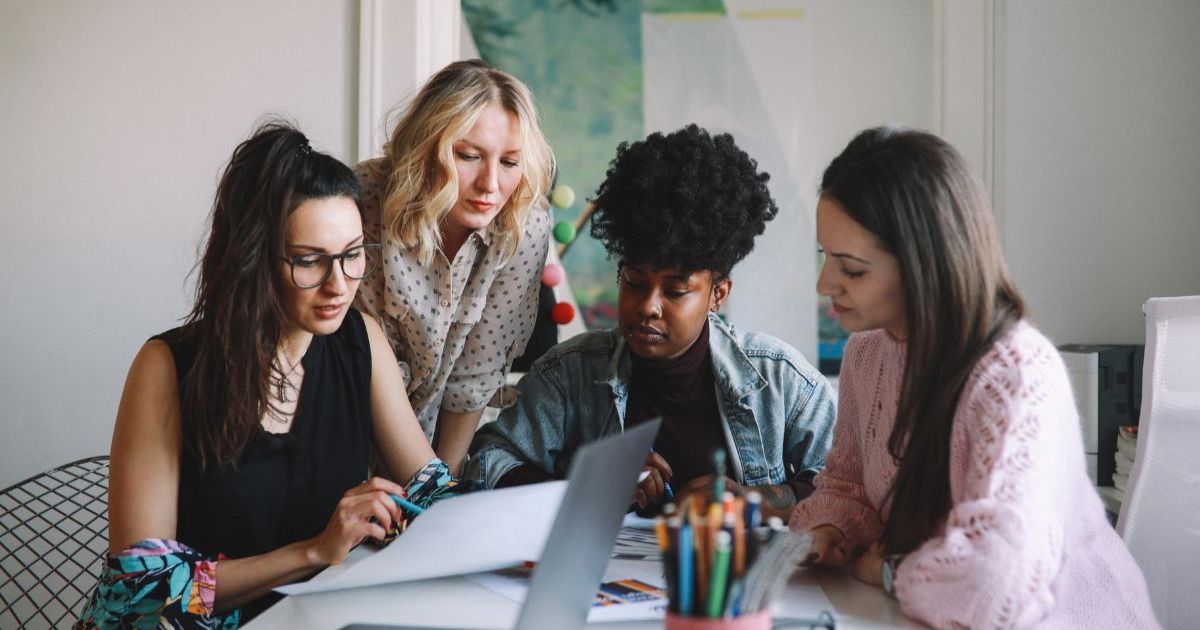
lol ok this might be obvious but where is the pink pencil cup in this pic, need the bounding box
[663,610,771,630]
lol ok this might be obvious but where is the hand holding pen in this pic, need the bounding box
[307,477,406,565]
[634,449,675,509]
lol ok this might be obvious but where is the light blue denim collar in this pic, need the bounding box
[595,313,767,405]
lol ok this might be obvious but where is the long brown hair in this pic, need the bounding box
[183,121,361,468]
[820,127,1026,554]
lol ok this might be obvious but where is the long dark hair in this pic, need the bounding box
[820,127,1026,554]
[183,121,361,468]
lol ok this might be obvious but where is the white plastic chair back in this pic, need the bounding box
[1117,295,1200,629]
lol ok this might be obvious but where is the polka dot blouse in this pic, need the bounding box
[352,158,550,438]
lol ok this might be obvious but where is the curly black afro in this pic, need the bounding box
[589,124,779,278]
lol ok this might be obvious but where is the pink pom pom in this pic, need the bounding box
[541,263,565,287]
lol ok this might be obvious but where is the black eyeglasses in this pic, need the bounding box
[280,243,382,289]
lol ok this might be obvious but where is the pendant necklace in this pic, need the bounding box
[276,351,303,404]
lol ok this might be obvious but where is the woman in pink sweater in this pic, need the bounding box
[792,127,1159,628]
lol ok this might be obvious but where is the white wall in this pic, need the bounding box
[939,1,991,180]
[994,0,1200,345]
[0,0,470,488]
[733,0,934,361]
[357,0,463,161]
[0,1,360,487]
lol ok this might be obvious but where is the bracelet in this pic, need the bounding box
[881,553,905,598]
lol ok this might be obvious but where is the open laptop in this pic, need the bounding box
[341,418,661,630]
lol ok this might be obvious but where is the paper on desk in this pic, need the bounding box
[466,555,669,622]
[620,512,658,530]
[611,523,662,561]
[275,481,568,596]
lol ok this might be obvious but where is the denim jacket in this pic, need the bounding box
[466,314,837,490]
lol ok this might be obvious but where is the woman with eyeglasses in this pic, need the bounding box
[77,122,456,628]
[353,59,556,475]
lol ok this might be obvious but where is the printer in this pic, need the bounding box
[1058,344,1143,486]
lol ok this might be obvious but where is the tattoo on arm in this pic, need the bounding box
[761,483,798,511]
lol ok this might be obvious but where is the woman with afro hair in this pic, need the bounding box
[465,125,837,520]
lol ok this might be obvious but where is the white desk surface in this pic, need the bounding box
[246,562,924,629]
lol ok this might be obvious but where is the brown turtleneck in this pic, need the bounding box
[625,320,729,487]
[496,320,730,490]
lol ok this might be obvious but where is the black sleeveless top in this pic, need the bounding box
[155,308,373,613]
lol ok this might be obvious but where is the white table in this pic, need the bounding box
[246,559,924,629]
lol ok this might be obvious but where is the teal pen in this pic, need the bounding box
[390,494,425,516]
[712,449,726,503]
[678,522,694,615]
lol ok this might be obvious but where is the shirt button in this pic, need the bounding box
[440,297,451,308]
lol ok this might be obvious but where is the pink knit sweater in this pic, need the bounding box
[792,322,1160,628]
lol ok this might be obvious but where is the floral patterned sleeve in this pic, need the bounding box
[75,538,239,629]
[403,457,478,509]
[75,462,476,628]
[375,458,478,544]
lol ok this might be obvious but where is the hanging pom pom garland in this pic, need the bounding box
[541,263,565,287]
[549,184,576,209]
[550,302,575,325]
[552,220,576,244]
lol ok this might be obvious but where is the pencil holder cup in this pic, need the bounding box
[663,610,771,630]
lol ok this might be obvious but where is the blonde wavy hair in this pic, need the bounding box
[381,59,555,265]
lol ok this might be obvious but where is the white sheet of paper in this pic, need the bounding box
[620,512,658,530]
[275,481,568,596]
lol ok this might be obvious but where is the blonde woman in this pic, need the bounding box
[354,59,555,474]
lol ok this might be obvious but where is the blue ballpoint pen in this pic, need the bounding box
[648,448,675,500]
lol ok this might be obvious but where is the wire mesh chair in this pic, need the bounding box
[0,456,109,629]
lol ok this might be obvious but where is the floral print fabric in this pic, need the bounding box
[75,538,238,629]
[404,457,471,509]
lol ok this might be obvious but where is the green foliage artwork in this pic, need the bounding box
[464,0,645,328]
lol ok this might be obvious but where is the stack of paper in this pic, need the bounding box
[275,481,567,596]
